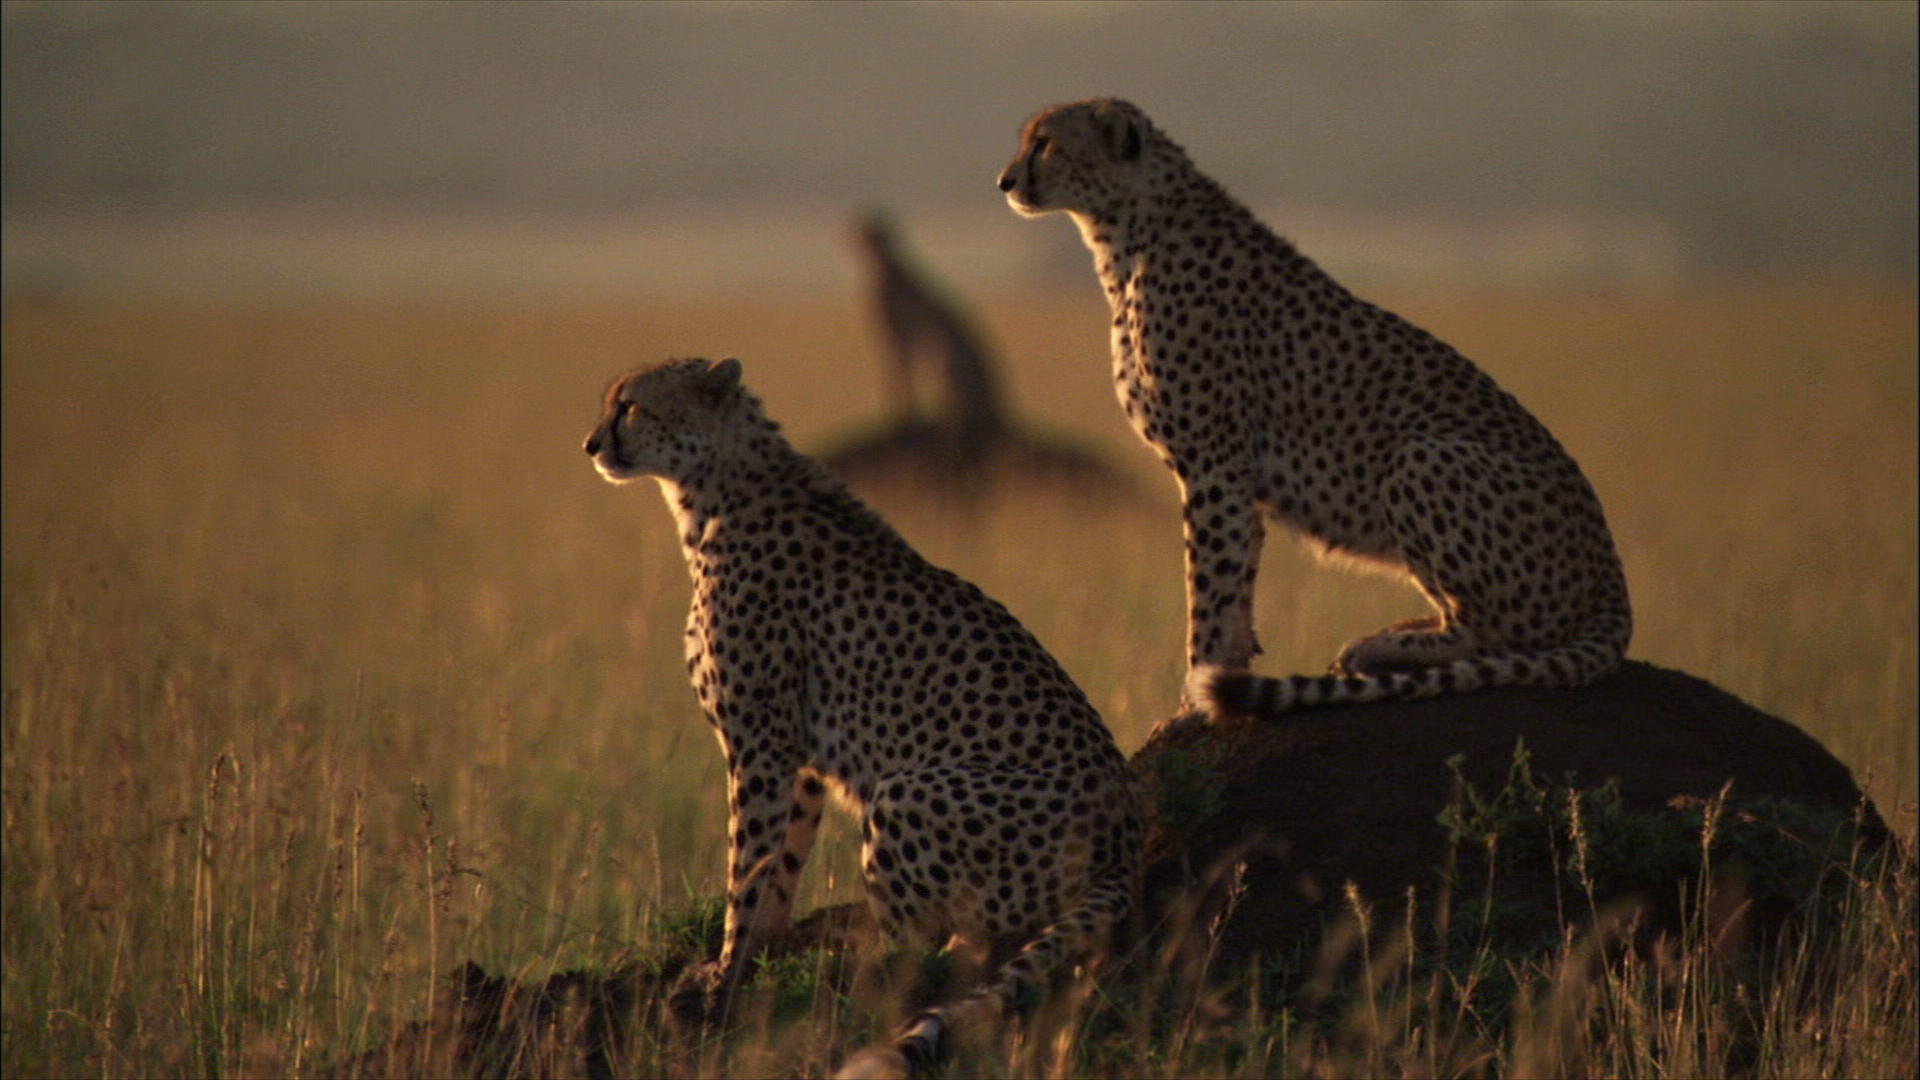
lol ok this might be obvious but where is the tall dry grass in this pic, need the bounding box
[3,282,1913,1076]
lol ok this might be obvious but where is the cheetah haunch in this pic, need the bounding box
[583,357,1142,1076]
[998,98,1632,723]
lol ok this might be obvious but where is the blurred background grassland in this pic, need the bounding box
[2,1,1915,1075]
[4,283,1913,1073]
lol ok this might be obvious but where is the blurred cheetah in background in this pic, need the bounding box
[852,209,1008,450]
[998,98,1632,722]
[826,210,1142,507]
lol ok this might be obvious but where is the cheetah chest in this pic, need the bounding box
[1108,266,1246,472]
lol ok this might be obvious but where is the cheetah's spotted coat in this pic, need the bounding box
[584,357,1141,1074]
[998,98,1632,720]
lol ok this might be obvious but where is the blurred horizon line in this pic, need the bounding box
[5,1,1912,298]
[8,198,1906,304]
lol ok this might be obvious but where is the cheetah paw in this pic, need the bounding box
[666,960,729,1032]
[1184,664,1242,715]
[1146,666,1235,739]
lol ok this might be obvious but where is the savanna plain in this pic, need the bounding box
[4,282,1915,1077]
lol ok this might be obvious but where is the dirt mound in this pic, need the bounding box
[317,906,872,1080]
[314,960,647,1080]
[1132,659,1887,965]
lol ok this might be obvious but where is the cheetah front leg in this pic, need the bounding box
[680,747,825,1018]
[1176,475,1265,715]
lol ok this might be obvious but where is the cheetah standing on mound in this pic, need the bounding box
[583,357,1141,1075]
[998,98,1631,722]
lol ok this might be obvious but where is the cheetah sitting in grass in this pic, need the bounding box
[998,98,1632,723]
[583,357,1141,1075]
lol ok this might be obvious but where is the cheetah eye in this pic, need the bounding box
[1031,134,1052,155]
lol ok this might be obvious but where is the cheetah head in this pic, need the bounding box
[997,98,1159,222]
[583,356,746,484]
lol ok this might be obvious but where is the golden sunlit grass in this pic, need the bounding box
[3,282,1914,1076]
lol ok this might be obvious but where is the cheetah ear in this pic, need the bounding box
[701,357,743,403]
[1093,102,1143,163]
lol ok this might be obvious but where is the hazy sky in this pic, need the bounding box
[3,0,1913,291]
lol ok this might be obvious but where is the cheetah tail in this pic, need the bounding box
[832,997,988,1080]
[832,872,1132,1078]
[1206,639,1628,720]
[1207,669,1425,718]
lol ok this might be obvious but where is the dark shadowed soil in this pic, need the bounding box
[1131,659,1886,969]
[322,660,1885,1077]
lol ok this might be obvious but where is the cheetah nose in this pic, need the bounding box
[583,434,601,455]
[995,169,1016,192]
